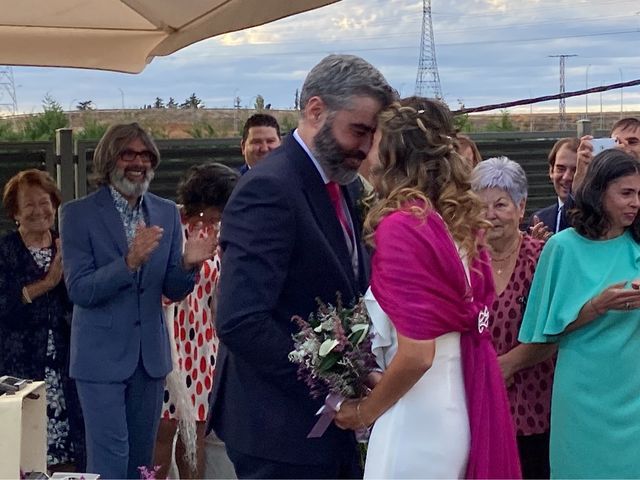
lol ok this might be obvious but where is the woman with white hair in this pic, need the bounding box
[471,157,556,479]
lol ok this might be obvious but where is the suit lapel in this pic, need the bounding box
[140,194,161,286]
[96,186,128,257]
[286,136,356,288]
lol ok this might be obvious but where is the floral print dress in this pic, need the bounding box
[28,246,74,466]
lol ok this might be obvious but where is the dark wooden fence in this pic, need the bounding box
[0,125,606,235]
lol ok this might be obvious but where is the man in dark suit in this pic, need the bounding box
[60,123,215,479]
[238,113,281,175]
[208,54,395,478]
[531,137,579,234]
[556,118,640,226]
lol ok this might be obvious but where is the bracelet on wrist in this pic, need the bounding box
[21,286,32,304]
[356,400,370,429]
[588,299,603,316]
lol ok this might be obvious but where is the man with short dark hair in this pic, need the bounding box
[239,113,281,173]
[531,137,579,233]
[576,117,640,190]
[209,54,395,478]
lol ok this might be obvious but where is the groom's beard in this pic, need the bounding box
[314,120,366,186]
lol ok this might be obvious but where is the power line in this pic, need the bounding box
[453,78,640,115]
[196,28,638,59]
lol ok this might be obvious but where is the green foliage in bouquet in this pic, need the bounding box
[289,294,376,400]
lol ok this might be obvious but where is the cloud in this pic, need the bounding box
[4,0,639,116]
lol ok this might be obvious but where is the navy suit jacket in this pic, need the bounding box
[209,134,369,465]
[60,186,195,382]
[531,199,569,233]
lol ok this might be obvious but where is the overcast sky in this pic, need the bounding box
[3,0,640,115]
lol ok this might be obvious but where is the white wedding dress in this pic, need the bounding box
[363,288,470,479]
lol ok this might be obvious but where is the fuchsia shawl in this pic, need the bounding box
[371,207,521,479]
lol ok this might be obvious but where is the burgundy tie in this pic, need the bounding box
[325,181,354,246]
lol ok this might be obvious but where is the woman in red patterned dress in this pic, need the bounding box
[154,163,238,479]
[471,156,557,479]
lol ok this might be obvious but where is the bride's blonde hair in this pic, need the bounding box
[365,97,488,259]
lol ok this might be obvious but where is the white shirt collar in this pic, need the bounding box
[557,197,565,208]
[293,129,329,184]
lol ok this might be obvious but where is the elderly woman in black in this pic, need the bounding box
[0,169,84,472]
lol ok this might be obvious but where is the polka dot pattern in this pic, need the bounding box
[162,220,221,421]
[489,234,555,436]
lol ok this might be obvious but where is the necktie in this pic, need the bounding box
[556,204,564,233]
[325,181,354,248]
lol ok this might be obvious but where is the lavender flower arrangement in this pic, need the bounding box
[289,294,376,401]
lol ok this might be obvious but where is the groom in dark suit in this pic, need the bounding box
[208,54,395,478]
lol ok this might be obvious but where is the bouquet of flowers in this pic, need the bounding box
[289,294,377,438]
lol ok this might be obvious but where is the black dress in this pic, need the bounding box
[0,230,85,469]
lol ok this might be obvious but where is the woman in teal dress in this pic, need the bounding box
[519,148,640,478]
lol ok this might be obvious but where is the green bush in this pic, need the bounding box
[189,122,217,138]
[22,95,69,140]
[75,117,109,140]
[0,121,23,141]
[485,109,516,132]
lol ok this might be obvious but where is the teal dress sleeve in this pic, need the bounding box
[518,229,622,343]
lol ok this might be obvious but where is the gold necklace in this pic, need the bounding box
[491,233,522,275]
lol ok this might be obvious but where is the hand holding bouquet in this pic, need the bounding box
[289,294,376,438]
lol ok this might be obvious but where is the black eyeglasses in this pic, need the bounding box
[119,149,156,163]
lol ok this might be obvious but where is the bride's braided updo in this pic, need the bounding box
[364,96,488,259]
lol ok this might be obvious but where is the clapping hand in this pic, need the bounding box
[44,238,64,289]
[575,135,594,190]
[126,224,163,271]
[529,215,552,242]
[183,222,216,270]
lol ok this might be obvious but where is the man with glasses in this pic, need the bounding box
[531,137,579,234]
[60,123,215,479]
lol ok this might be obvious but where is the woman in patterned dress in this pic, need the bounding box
[0,169,85,472]
[471,157,556,479]
[153,163,238,479]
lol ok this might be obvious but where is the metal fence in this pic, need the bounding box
[0,123,603,235]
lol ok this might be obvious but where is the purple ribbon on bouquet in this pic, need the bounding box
[307,393,344,438]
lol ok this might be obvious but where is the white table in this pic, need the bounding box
[0,381,47,478]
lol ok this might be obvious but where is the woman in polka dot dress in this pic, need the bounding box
[472,157,556,479]
[153,163,239,479]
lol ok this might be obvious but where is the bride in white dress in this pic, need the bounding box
[363,287,470,479]
[334,98,521,479]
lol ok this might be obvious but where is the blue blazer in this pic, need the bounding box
[209,134,369,465]
[60,186,195,382]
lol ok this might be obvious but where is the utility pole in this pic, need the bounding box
[549,54,577,130]
[233,92,241,134]
[415,0,442,99]
[585,64,591,118]
[619,68,624,119]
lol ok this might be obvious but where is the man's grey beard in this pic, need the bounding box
[313,121,361,186]
[109,167,154,198]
